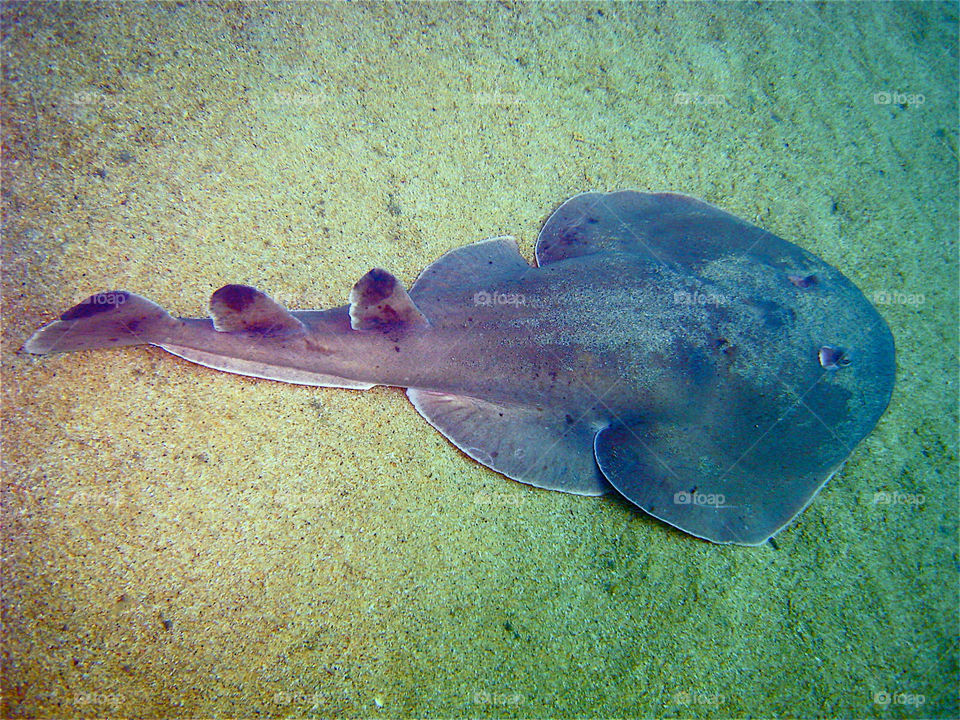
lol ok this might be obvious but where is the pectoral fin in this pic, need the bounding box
[407,389,611,496]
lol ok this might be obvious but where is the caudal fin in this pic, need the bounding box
[24,291,179,355]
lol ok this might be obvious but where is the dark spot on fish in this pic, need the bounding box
[366,306,400,330]
[768,537,779,550]
[684,348,715,385]
[753,299,789,329]
[213,284,258,312]
[712,337,736,358]
[565,414,574,424]
[394,345,400,352]
[788,274,817,289]
[61,292,129,320]
[358,269,395,304]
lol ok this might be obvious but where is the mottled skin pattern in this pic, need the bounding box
[24,191,895,544]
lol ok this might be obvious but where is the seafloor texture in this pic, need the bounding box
[1,2,956,718]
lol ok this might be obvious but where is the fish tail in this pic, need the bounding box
[24,291,180,354]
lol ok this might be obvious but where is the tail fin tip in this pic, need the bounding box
[24,291,177,355]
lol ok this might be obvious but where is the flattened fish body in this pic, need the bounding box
[24,191,895,545]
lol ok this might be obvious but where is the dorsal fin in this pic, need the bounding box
[209,284,306,336]
[349,268,429,333]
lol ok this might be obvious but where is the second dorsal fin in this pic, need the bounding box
[209,284,306,336]
[349,268,429,333]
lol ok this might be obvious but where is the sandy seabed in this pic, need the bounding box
[2,2,957,718]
